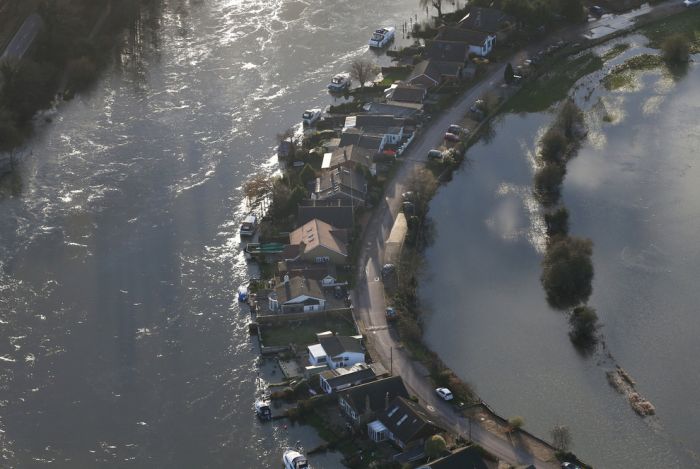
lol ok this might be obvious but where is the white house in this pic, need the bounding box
[307,334,365,369]
[318,363,379,394]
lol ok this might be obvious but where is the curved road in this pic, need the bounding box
[350,2,683,466]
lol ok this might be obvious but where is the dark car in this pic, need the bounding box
[444,132,461,142]
[427,149,443,160]
[589,5,604,16]
[334,285,345,299]
[447,124,463,135]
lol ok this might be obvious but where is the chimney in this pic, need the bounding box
[385,392,390,411]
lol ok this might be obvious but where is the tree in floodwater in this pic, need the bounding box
[349,58,379,90]
[568,305,599,348]
[556,99,585,140]
[541,236,594,309]
[544,207,569,238]
[419,0,444,19]
[551,424,573,452]
[662,34,690,65]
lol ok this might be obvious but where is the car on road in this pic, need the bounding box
[589,5,604,16]
[402,201,415,214]
[401,191,415,201]
[683,0,699,6]
[385,307,398,321]
[444,132,460,142]
[561,463,581,469]
[427,149,443,160]
[334,285,345,299]
[447,124,464,135]
[381,264,396,278]
[435,387,454,401]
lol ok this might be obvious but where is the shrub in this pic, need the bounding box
[534,162,566,205]
[661,34,690,64]
[540,128,568,164]
[541,236,594,309]
[508,415,525,431]
[425,435,447,460]
[568,305,599,347]
[66,56,98,91]
[544,207,569,237]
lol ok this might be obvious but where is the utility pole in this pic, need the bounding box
[390,346,393,375]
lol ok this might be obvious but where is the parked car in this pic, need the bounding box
[470,99,485,113]
[402,201,415,214]
[589,5,604,16]
[444,132,460,142]
[381,264,396,278]
[435,387,454,401]
[401,191,415,201]
[561,463,581,469]
[385,307,398,321]
[334,285,345,299]
[683,0,699,6]
[427,149,443,160]
[447,124,464,135]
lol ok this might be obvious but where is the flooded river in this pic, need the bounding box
[421,39,700,468]
[0,0,440,467]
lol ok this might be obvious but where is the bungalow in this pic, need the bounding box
[319,363,380,394]
[277,259,338,287]
[457,7,515,41]
[314,167,367,206]
[297,199,355,230]
[337,129,385,152]
[415,445,494,469]
[424,39,470,63]
[444,29,495,57]
[307,334,365,369]
[322,145,376,175]
[289,218,348,264]
[385,83,426,104]
[407,59,464,88]
[337,376,409,427]
[367,396,443,449]
[268,275,326,313]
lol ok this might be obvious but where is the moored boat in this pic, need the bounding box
[327,73,351,93]
[283,449,309,469]
[368,26,395,48]
[239,214,258,237]
[254,399,272,420]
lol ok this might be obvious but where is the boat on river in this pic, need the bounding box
[368,27,395,48]
[254,399,272,420]
[327,73,351,93]
[283,449,309,469]
[239,214,257,237]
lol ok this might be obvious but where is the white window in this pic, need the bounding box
[315,256,330,263]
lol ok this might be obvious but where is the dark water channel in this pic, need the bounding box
[0,0,443,467]
[420,40,700,468]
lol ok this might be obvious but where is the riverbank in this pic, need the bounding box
[0,0,159,176]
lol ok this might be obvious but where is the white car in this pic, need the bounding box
[683,0,699,6]
[302,109,321,126]
[435,387,454,401]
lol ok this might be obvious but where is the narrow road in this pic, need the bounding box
[351,2,682,467]
[1,13,42,61]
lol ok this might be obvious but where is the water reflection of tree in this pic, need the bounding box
[117,1,165,90]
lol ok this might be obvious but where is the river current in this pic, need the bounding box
[0,0,439,467]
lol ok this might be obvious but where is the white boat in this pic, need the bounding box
[302,109,321,126]
[368,26,395,48]
[327,73,351,93]
[239,214,257,237]
[283,449,309,469]
[254,399,272,420]
[238,285,249,302]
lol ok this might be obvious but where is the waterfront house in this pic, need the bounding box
[415,445,494,469]
[307,334,365,369]
[457,7,515,42]
[337,376,409,427]
[276,259,338,287]
[268,275,326,313]
[337,129,385,153]
[425,39,471,63]
[319,363,384,394]
[289,218,348,265]
[407,59,464,88]
[367,396,443,450]
[297,199,355,230]
[363,102,422,119]
[434,26,497,57]
[385,83,427,105]
[313,167,367,206]
[322,145,377,175]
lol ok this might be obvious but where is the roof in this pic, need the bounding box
[326,145,375,170]
[363,102,421,119]
[338,376,409,414]
[389,84,426,104]
[348,114,407,130]
[308,343,326,358]
[457,7,515,33]
[277,260,337,282]
[315,168,367,200]
[289,218,348,257]
[274,276,325,303]
[409,60,463,85]
[338,130,384,151]
[425,40,470,62]
[418,446,492,469]
[319,335,363,357]
[378,397,443,446]
[320,363,377,388]
[298,199,355,229]
[436,26,493,45]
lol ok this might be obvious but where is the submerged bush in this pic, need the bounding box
[662,34,690,64]
[568,305,599,348]
[541,236,594,309]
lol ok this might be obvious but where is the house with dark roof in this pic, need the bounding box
[308,334,365,369]
[457,7,515,40]
[277,260,338,287]
[408,60,464,88]
[425,40,470,63]
[337,129,385,152]
[367,396,444,450]
[386,83,427,104]
[434,26,497,57]
[322,145,376,174]
[415,445,495,469]
[319,362,386,394]
[297,199,355,230]
[363,102,422,119]
[289,218,348,265]
[268,276,326,313]
[314,167,367,206]
[337,376,409,427]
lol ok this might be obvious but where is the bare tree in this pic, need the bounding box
[349,58,379,90]
[419,0,444,19]
[243,172,272,209]
[551,424,572,452]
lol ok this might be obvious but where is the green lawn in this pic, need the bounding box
[642,7,700,53]
[506,53,604,113]
[259,311,358,347]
